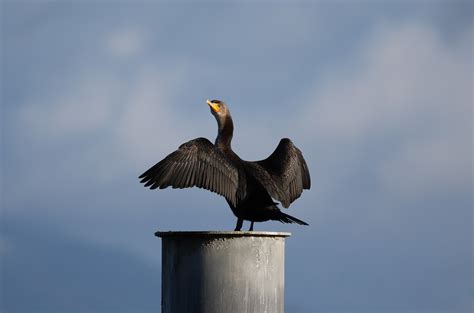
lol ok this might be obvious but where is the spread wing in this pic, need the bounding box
[139,137,240,207]
[254,138,311,208]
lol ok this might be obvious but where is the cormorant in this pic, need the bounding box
[139,99,310,231]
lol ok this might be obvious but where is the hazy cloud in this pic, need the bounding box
[301,22,472,199]
[105,28,147,58]
[19,74,120,138]
[113,66,187,167]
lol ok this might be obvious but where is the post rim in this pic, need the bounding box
[155,231,291,238]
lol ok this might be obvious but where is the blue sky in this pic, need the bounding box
[1,1,472,313]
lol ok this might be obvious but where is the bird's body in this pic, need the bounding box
[139,100,310,231]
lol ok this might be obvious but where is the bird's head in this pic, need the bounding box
[207,99,230,121]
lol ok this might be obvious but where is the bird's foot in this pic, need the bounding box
[234,218,243,231]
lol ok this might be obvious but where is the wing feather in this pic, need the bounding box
[139,138,240,206]
[254,138,311,208]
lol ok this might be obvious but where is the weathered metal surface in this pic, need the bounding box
[156,231,290,313]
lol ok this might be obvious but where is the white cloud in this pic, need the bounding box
[105,29,147,58]
[113,66,187,167]
[18,61,187,152]
[19,74,120,138]
[300,23,472,197]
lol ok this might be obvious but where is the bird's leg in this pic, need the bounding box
[249,221,254,231]
[234,218,243,231]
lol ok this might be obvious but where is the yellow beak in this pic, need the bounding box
[207,99,220,113]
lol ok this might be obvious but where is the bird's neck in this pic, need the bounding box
[215,115,234,150]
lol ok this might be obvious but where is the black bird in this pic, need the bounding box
[139,99,310,231]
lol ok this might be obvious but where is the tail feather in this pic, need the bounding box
[276,211,308,226]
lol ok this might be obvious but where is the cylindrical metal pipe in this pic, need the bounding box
[155,231,291,313]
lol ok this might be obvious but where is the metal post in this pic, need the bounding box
[155,231,291,313]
